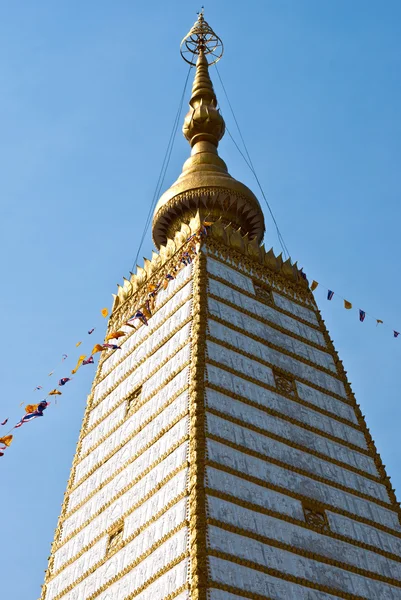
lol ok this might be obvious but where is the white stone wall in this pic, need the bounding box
[45,263,194,600]
[204,253,401,600]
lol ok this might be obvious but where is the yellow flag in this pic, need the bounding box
[377,319,384,325]
[344,300,352,310]
[76,341,82,348]
[48,371,54,377]
[25,404,39,414]
[101,308,109,318]
[71,355,86,375]
[91,344,104,355]
[310,280,318,292]
[49,389,62,396]
[0,435,13,447]
[105,331,125,341]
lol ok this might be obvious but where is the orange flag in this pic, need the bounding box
[49,389,62,396]
[76,341,82,348]
[0,435,13,447]
[91,344,104,355]
[310,280,318,292]
[71,355,86,375]
[101,308,109,318]
[105,331,126,341]
[344,300,352,310]
[25,404,39,414]
[377,319,384,325]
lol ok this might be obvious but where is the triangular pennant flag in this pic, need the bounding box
[327,290,334,300]
[344,300,352,310]
[48,389,62,396]
[394,331,400,338]
[91,344,104,355]
[71,355,86,375]
[359,310,366,322]
[0,435,13,447]
[376,319,383,325]
[310,280,318,292]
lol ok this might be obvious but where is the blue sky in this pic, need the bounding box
[1,1,401,597]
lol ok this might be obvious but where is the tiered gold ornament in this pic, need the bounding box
[152,11,265,249]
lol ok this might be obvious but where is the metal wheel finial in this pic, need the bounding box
[180,10,224,66]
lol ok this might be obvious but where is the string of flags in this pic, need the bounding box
[311,280,400,337]
[0,223,210,459]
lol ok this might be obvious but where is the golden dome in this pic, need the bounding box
[152,13,265,249]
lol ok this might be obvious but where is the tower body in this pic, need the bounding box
[42,14,401,600]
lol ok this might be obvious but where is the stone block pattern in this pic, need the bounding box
[204,251,401,600]
[44,264,194,600]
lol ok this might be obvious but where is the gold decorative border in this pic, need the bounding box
[70,339,190,490]
[207,377,363,444]
[89,317,192,414]
[96,280,193,386]
[310,286,401,520]
[58,542,189,600]
[207,267,319,332]
[187,249,209,599]
[207,433,391,510]
[208,284,325,350]
[208,519,401,587]
[76,377,189,465]
[208,550,383,600]
[47,461,188,582]
[207,460,401,538]
[206,405,380,483]
[207,312,341,380]
[50,493,188,593]
[84,360,190,440]
[207,348,350,419]
[63,388,189,521]
[55,430,189,551]
[205,240,313,307]
[206,487,401,564]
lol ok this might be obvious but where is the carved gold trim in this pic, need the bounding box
[206,406,380,483]
[207,433,390,510]
[63,388,189,520]
[97,282,193,386]
[68,338,190,491]
[188,249,208,600]
[111,216,201,324]
[311,290,401,520]
[209,519,401,587]
[205,246,313,309]
[205,380,371,459]
[207,582,273,600]
[207,461,401,538]
[205,233,311,296]
[55,431,189,550]
[206,487,401,564]
[49,490,188,586]
[89,319,192,414]
[208,312,341,380]
[209,286,326,354]
[208,549,383,600]
[54,522,189,600]
[83,360,190,440]
[76,379,189,466]
[207,371,359,431]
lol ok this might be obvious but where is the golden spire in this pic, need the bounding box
[152,11,265,249]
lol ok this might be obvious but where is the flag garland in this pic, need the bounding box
[310,280,399,335]
[0,222,209,458]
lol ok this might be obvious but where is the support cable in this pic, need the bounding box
[215,64,291,260]
[130,65,192,273]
